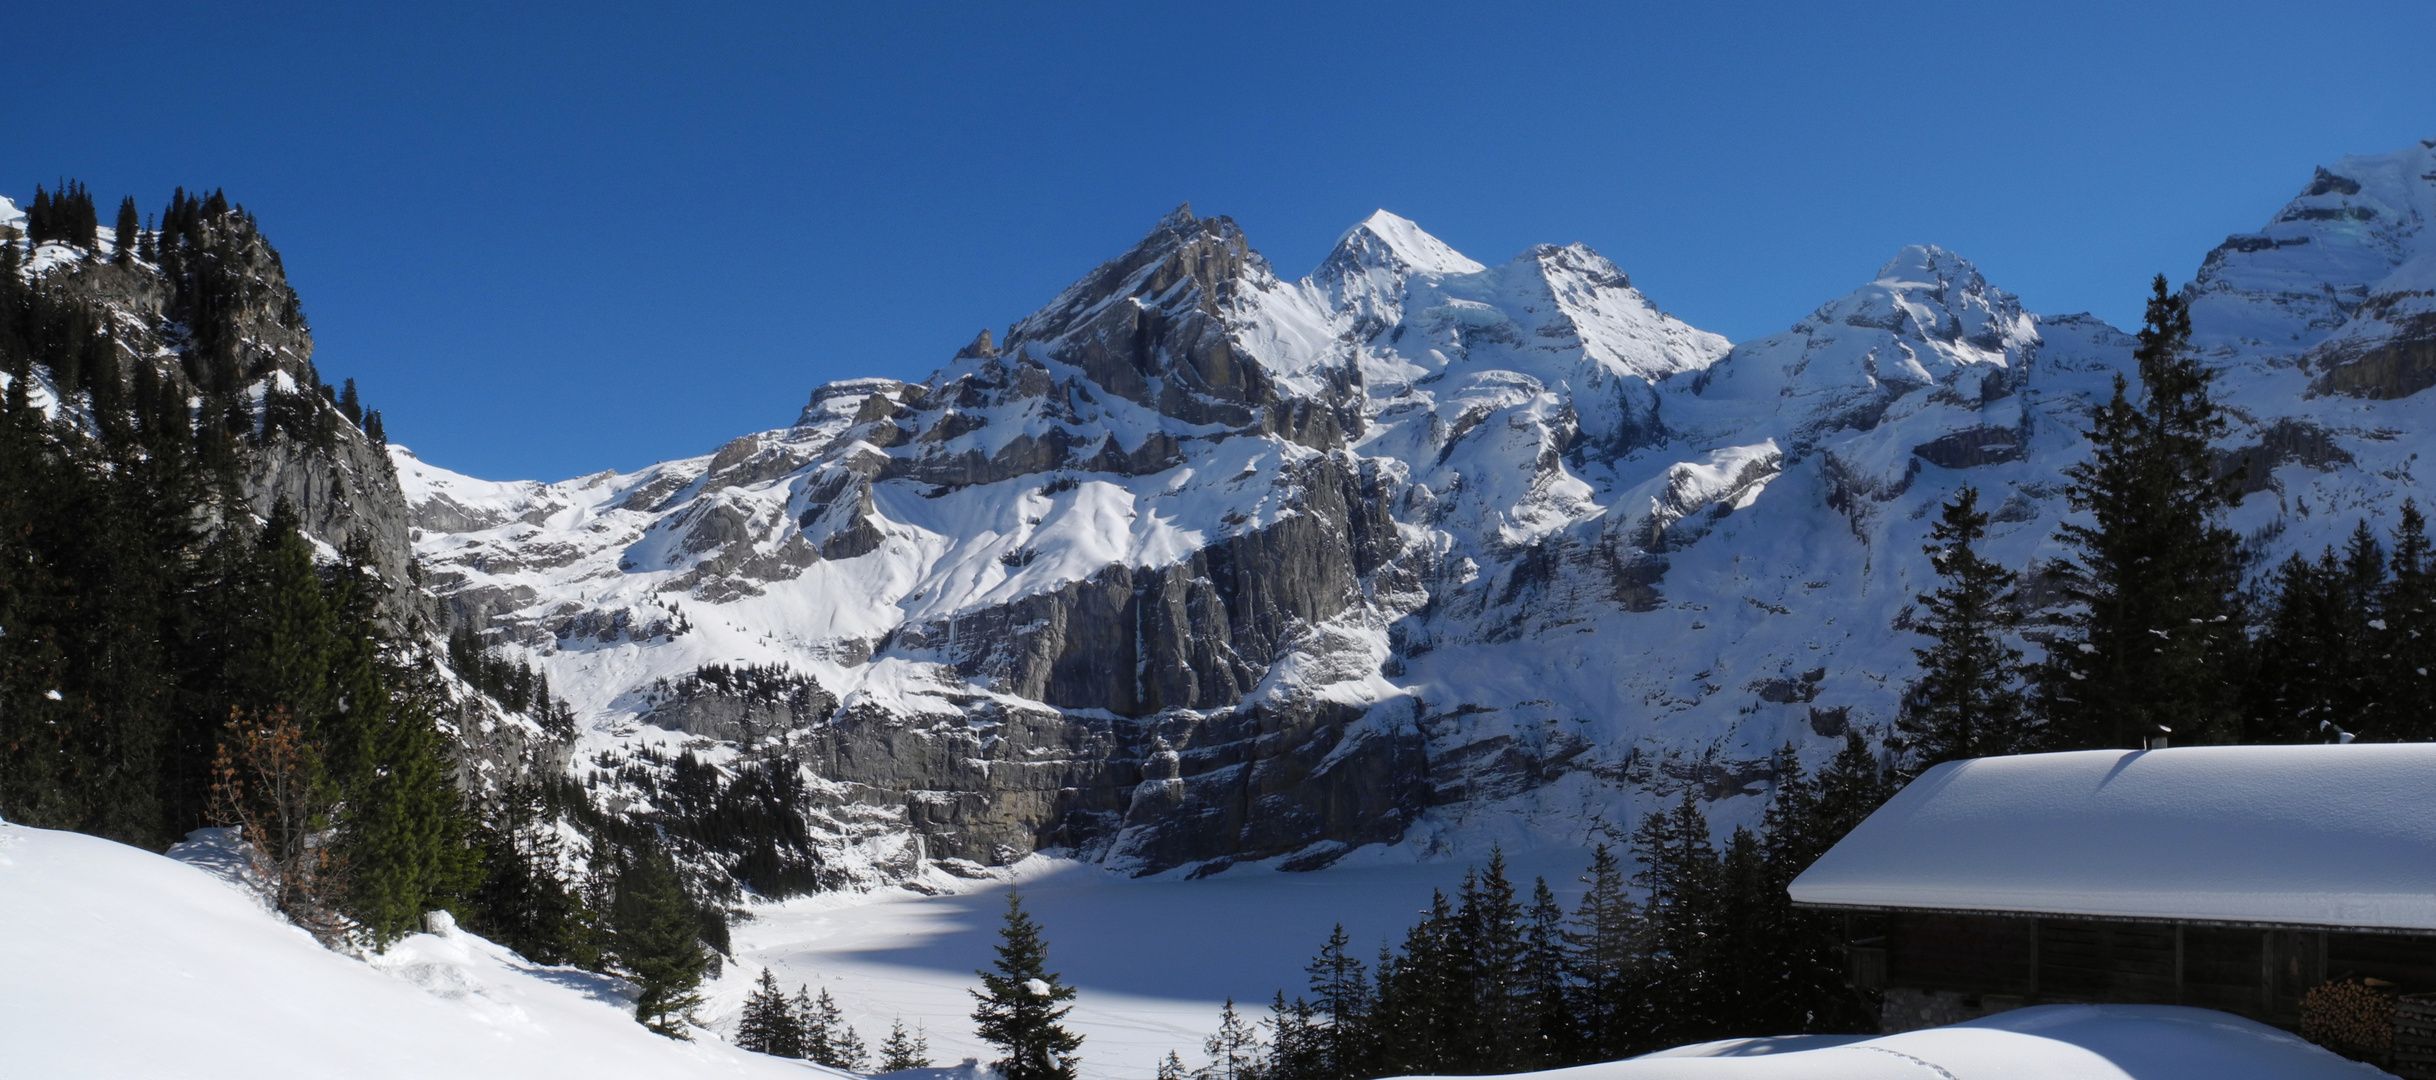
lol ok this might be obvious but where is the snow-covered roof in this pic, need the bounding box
[1789,745,2436,932]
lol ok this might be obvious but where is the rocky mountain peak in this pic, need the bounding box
[981,207,1292,435]
[395,141,2436,886]
[1873,243,1985,293]
[2191,140,2436,365]
[1788,245,2026,356]
[1325,210,1485,279]
[955,328,997,359]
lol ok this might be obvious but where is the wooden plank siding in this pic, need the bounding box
[1887,913,2033,995]
[2037,919,2176,1003]
[1876,912,2436,1029]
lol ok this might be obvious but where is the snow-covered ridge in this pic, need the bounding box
[403,141,2436,881]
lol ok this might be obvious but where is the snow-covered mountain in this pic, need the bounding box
[401,138,2436,883]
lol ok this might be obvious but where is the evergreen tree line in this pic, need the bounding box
[451,775,739,1038]
[1893,276,2436,772]
[0,181,832,1036]
[736,970,936,1070]
[1200,742,1891,1080]
[6,205,467,938]
[1,183,633,964]
[11,183,382,456]
[23,180,99,250]
[445,624,572,731]
[581,744,829,899]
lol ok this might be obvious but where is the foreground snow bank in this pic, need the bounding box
[1492,1004,2380,1080]
[0,820,833,1079]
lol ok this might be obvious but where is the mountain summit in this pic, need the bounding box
[399,141,2436,882]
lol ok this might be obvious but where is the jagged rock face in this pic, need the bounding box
[8,201,421,616]
[404,145,2436,882]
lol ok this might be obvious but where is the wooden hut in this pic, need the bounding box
[1788,744,2436,1044]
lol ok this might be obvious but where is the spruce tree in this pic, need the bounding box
[1372,890,1456,1075]
[1753,746,1876,1035]
[833,1022,870,1072]
[1200,999,1264,1080]
[468,782,593,966]
[1631,791,1721,1050]
[2040,275,2245,749]
[737,968,803,1057]
[2382,502,2436,740]
[794,985,828,1062]
[1158,1051,1191,1080]
[2249,550,2347,742]
[971,889,1083,1080]
[612,842,709,1036]
[880,1019,933,1072]
[113,197,139,263]
[1458,851,1528,1073]
[1521,876,1573,1069]
[1897,486,2027,771]
[1303,925,1370,1080]
[1264,993,1324,1080]
[802,988,863,1068]
[1564,843,1639,1061]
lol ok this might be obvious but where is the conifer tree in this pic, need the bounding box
[27,186,51,244]
[338,378,363,424]
[612,842,709,1036]
[880,1018,933,1072]
[794,985,828,1062]
[800,988,864,1068]
[833,1022,870,1072]
[1752,746,1875,1034]
[1264,992,1324,1080]
[1631,791,1721,1050]
[113,197,139,263]
[737,968,803,1057]
[1371,890,1456,1075]
[1521,876,1572,1069]
[1303,925,1370,1080]
[2040,276,2245,749]
[231,498,337,725]
[971,889,1083,1080]
[1158,1051,1191,1080]
[1200,998,1264,1080]
[1896,486,2027,771]
[1459,850,1528,1072]
[1564,843,1639,1060]
[468,782,593,966]
[2382,502,2436,741]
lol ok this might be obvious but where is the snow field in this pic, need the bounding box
[711,849,1595,1080]
[0,820,2387,1079]
[0,820,840,1079]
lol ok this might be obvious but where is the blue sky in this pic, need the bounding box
[10,1,2432,482]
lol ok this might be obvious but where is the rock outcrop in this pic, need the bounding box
[398,142,2436,883]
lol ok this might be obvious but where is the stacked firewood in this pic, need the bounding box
[2303,977,2396,1057]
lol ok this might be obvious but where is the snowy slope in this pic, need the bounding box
[1,817,2374,1080]
[399,140,2436,883]
[1548,1005,2380,1079]
[0,820,841,1079]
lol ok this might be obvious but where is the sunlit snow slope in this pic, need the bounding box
[0,820,839,1079]
[0,818,2376,1080]
[404,139,2436,883]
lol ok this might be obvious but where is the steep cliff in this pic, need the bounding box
[354,139,2436,882]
